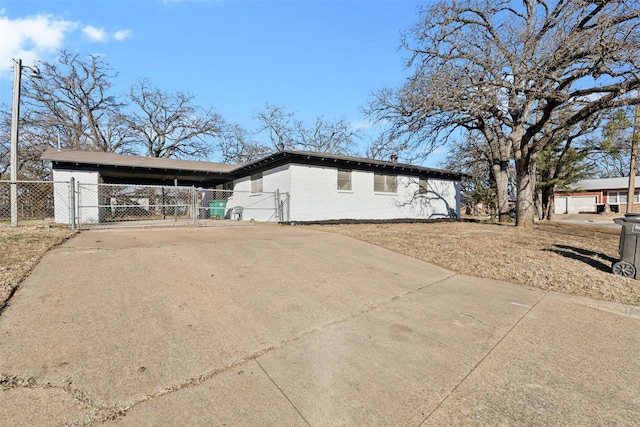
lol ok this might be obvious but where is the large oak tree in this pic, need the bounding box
[127,78,223,159]
[367,0,640,226]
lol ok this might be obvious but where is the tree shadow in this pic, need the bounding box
[393,178,459,220]
[544,244,617,273]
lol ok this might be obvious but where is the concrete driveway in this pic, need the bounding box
[1,225,639,426]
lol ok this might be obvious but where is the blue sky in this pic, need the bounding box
[1,0,443,164]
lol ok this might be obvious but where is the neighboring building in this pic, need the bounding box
[555,177,640,214]
[41,148,463,224]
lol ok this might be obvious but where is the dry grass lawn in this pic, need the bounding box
[0,224,76,312]
[315,221,640,307]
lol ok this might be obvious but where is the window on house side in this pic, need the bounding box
[251,173,263,193]
[337,169,352,191]
[374,173,397,193]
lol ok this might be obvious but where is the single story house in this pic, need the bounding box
[41,148,463,224]
[555,176,640,214]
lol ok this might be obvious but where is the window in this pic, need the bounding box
[337,169,352,191]
[374,173,397,193]
[418,178,429,194]
[608,191,639,203]
[251,173,263,193]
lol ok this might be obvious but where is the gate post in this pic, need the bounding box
[192,186,197,224]
[285,192,290,222]
[275,189,281,222]
[69,177,76,229]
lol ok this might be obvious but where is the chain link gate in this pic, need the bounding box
[75,183,289,228]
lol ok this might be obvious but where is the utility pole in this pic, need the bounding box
[10,59,23,227]
[628,103,640,214]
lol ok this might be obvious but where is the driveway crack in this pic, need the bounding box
[0,373,128,426]
[416,289,550,427]
[255,359,311,426]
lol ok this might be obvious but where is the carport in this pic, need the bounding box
[43,148,236,187]
[41,149,261,225]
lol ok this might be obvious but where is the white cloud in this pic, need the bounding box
[113,29,131,41]
[0,11,132,79]
[82,25,107,42]
[83,25,131,42]
[0,12,78,76]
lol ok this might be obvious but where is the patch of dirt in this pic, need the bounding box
[314,221,640,307]
[0,224,76,312]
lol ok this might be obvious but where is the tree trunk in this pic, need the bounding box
[539,187,556,221]
[536,188,543,220]
[516,156,536,227]
[539,188,547,220]
[492,161,511,222]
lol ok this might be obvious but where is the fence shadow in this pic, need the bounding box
[544,244,617,273]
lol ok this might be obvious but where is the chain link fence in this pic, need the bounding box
[0,180,68,225]
[77,183,198,224]
[0,180,289,228]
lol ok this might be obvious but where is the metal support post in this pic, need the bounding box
[10,59,23,227]
[69,178,76,229]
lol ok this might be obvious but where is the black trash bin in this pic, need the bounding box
[612,213,640,279]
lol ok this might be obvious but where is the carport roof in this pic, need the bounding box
[42,149,236,173]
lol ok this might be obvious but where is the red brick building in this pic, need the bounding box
[555,177,640,214]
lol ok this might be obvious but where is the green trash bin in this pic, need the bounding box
[209,200,227,219]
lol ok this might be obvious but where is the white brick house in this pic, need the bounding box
[42,149,463,224]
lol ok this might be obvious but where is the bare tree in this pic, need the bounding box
[442,131,514,218]
[22,50,130,153]
[0,104,58,179]
[367,0,640,226]
[255,103,360,155]
[254,103,299,151]
[218,122,271,164]
[297,116,359,155]
[365,133,408,162]
[0,108,10,177]
[127,78,223,159]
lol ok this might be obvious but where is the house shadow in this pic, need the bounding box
[544,244,617,273]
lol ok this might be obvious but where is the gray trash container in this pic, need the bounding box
[612,213,640,279]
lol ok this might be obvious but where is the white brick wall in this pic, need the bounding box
[228,163,460,222]
[52,169,101,224]
[288,164,459,221]
[226,164,291,221]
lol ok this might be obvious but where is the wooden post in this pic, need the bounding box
[628,104,640,214]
